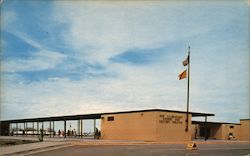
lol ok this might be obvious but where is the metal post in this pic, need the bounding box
[49,120,51,138]
[80,119,83,139]
[64,119,66,138]
[53,121,55,137]
[77,120,80,137]
[186,46,190,132]
[23,122,25,137]
[9,123,12,136]
[94,119,96,139]
[25,122,28,136]
[42,122,44,137]
[205,116,207,141]
[33,122,34,136]
[37,122,39,135]
[16,123,18,136]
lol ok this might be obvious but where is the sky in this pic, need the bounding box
[0,0,249,124]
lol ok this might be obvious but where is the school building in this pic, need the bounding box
[0,109,249,142]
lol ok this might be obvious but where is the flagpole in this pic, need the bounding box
[186,46,190,132]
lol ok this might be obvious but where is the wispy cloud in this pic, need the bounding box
[2,28,67,73]
[2,50,66,72]
[9,31,43,49]
[1,1,249,124]
[110,47,167,65]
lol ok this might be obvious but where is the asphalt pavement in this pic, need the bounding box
[30,143,250,156]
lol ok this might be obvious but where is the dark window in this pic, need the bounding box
[107,116,114,121]
[230,126,234,128]
[200,127,210,137]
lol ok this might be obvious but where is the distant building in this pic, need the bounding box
[192,119,250,141]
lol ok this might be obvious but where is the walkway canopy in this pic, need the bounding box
[1,109,214,123]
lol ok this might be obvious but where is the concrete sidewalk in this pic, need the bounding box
[0,137,71,155]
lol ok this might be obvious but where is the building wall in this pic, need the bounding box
[191,124,197,139]
[101,111,157,141]
[191,123,241,140]
[239,120,250,141]
[156,111,192,141]
[0,122,10,136]
[209,125,222,139]
[101,111,192,141]
[220,124,241,140]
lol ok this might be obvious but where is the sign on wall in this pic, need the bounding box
[159,114,183,124]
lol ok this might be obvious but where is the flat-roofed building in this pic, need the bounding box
[100,109,213,141]
[1,109,249,142]
[192,121,241,140]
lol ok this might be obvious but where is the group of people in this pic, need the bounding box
[10,127,101,139]
[57,129,78,137]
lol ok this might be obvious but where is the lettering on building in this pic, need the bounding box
[159,114,183,124]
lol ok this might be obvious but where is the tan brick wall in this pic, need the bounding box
[101,111,157,141]
[210,125,222,139]
[100,111,192,141]
[191,124,196,139]
[220,124,241,140]
[239,120,250,141]
[156,111,192,141]
[192,123,243,140]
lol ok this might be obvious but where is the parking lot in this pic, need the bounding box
[31,142,250,156]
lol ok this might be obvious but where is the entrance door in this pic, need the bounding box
[200,127,210,138]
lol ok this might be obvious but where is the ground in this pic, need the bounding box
[31,143,250,156]
[1,136,249,156]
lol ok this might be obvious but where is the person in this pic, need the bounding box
[98,130,101,139]
[58,129,61,137]
[39,129,43,141]
[94,128,100,139]
[228,133,233,140]
[73,129,76,137]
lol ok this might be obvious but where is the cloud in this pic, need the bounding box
[1,30,67,73]
[1,10,16,29]
[1,1,249,124]
[52,1,226,64]
[2,50,66,72]
[110,47,166,65]
[9,31,43,49]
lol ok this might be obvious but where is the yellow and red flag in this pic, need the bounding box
[182,55,189,66]
[179,70,187,80]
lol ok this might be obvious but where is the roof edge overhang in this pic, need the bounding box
[1,109,214,123]
[240,119,250,121]
[192,121,241,125]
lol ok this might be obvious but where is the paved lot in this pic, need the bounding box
[30,143,250,156]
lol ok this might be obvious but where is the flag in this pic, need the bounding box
[179,70,187,80]
[182,55,189,66]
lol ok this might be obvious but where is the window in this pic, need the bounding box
[230,125,234,129]
[107,116,114,121]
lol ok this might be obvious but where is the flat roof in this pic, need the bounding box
[1,109,214,123]
[192,121,241,125]
[101,109,214,117]
[240,119,250,121]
